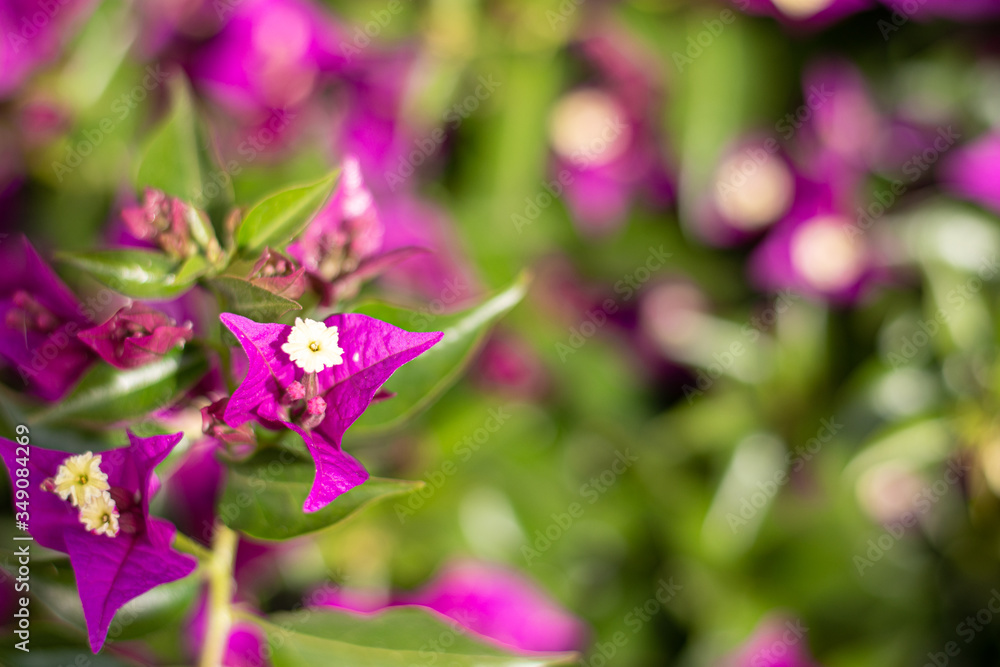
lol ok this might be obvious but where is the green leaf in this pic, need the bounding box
[350,273,529,433]
[248,607,576,667]
[236,171,339,251]
[220,449,422,540]
[57,249,207,299]
[135,76,225,206]
[29,349,209,426]
[209,276,302,321]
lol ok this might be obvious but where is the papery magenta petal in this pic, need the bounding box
[941,132,1000,215]
[221,311,441,511]
[77,304,193,369]
[67,518,196,652]
[287,423,369,512]
[220,313,296,426]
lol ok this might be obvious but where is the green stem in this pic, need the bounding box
[173,532,212,562]
[199,524,238,667]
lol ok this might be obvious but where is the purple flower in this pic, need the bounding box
[0,432,197,652]
[287,155,384,282]
[377,194,480,302]
[186,0,347,115]
[121,188,220,262]
[163,437,225,545]
[800,60,884,170]
[880,0,1000,20]
[186,593,270,667]
[77,304,194,369]
[220,313,442,511]
[0,236,94,400]
[695,137,798,246]
[940,132,1000,215]
[547,32,674,236]
[247,247,308,298]
[748,177,879,304]
[313,561,588,654]
[728,617,820,667]
[733,0,873,28]
[0,0,92,97]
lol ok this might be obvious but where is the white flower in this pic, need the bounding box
[52,452,110,508]
[78,491,120,537]
[281,318,344,373]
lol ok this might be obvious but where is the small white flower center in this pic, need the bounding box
[714,153,793,230]
[771,0,834,19]
[790,215,866,292]
[78,491,120,537]
[52,452,110,508]
[282,317,345,374]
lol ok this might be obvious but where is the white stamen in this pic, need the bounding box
[78,491,120,537]
[282,318,345,373]
[52,452,110,508]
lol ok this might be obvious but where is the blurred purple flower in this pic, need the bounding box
[77,304,193,369]
[186,594,269,667]
[696,138,798,246]
[940,131,1000,215]
[748,177,878,304]
[548,31,674,235]
[220,313,441,511]
[472,332,550,401]
[377,194,479,302]
[186,0,347,115]
[880,0,1000,20]
[727,617,819,667]
[288,155,384,281]
[314,561,588,654]
[0,432,197,652]
[121,187,220,262]
[0,0,93,97]
[800,60,884,170]
[163,437,225,545]
[734,0,873,27]
[0,236,94,400]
